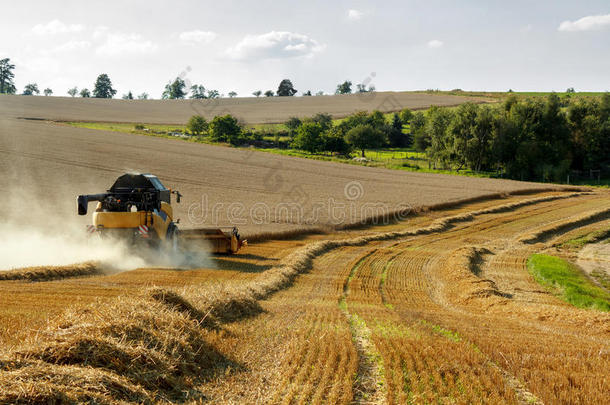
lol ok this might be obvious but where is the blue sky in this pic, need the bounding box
[3,0,609,97]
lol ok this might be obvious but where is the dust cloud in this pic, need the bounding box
[0,174,204,272]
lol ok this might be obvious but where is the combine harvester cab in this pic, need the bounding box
[77,173,245,254]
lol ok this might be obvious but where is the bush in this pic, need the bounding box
[209,115,242,145]
[399,108,413,124]
[187,115,208,135]
[292,122,325,153]
[311,113,333,131]
[285,117,302,136]
[134,124,145,130]
[323,128,352,155]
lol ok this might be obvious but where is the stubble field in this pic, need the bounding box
[0,93,608,404]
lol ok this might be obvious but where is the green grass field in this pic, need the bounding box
[527,254,610,311]
[561,228,610,250]
[422,90,607,99]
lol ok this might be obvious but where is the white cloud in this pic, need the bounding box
[520,24,533,33]
[32,19,84,35]
[93,26,109,39]
[226,31,325,60]
[427,39,444,48]
[558,14,610,32]
[95,33,158,56]
[24,57,60,74]
[179,30,217,43]
[46,40,91,54]
[347,9,365,21]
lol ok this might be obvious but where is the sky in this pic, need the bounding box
[2,0,609,98]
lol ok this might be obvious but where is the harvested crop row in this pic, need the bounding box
[519,206,610,243]
[343,244,519,403]
[203,245,375,403]
[383,199,610,403]
[0,262,100,282]
[233,192,587,307]
[0,295,229,403]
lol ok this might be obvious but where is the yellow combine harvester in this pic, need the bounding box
[77,173,245,254]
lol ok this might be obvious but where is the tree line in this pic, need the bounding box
[184,93,609,182]
[184,109,413,154]
[410,94,609,181]
[0,57,375,100]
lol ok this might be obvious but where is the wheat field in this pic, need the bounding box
[0,94,608,404]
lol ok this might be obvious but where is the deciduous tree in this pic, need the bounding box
[187,115,208,135]
[209,114,242,144]
[93,74,116,98]
[190,85,207,99]
[346,124,386,157]
[277,79,297,96]
[335,80,352,95]
[22,83,40,96]
[162,77,187,99]
[0,58,16,94]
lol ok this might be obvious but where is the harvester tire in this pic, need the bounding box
[165,224,179,254]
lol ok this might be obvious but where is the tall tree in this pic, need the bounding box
[356,83,374,93]
[264,90,274,97]
[302,90,312,96]
[335,81,352,95]
[252,90,262,97]
[137,92,149,100]
[80,88,91,98]
[425,106,454,168]
[67,87,78,97]
[162,77,187,99]
[228,91,237,98]
[93,74,116,98]
[190,84,207,99]
[410,112,429,152]
[122,91,134,100]
[400,108,413,124]
[0,58,16,94]
[207,89,220,99]
[346,124,386,157]
[277,79,297,96]
[388,113,407,147]
[22,83,40,96]
[43,88,53,96]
